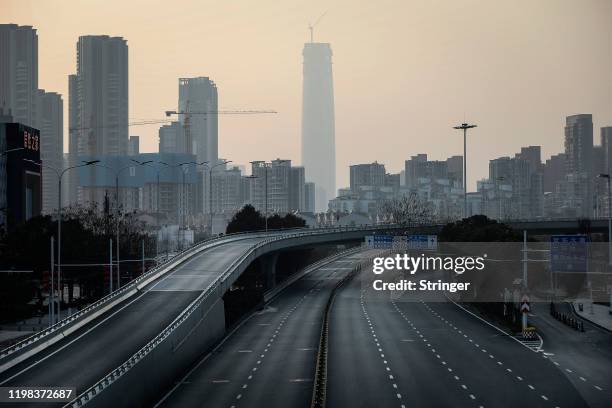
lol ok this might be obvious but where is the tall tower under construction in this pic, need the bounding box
[301,42,335,211]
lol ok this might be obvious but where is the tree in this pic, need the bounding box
[439,215,522,242]
[0,203,154,321]
[226,205,306,234]
[226,205,265,234]
[380,192,434,225]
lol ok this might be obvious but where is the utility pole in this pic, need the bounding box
[141,240,145,275]
[207,160,231,235]
[598,174,612,265]
[109,238,113,293]
[453,122,477,218]
[24,159,99,320]
[265,164,268,232]
[50,236,54,327]
[597,173,612,315]
[95,161,150,291]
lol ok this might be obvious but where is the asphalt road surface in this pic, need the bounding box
[155,250,370,408]
[0,236,267,400]
[530,301,612,408]
[327,267,592,408]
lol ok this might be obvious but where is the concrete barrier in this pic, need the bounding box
[0,233,259,374]
[67,226,420,407]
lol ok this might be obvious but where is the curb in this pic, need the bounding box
[567,302,612,334]
[444,294,543,353]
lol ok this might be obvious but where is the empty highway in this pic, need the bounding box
[328,267,590,408]
[155,250,369,408]
[0,236,268,399]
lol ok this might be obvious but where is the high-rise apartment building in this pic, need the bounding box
[69,35,128,205]
[128,136,139,155]
[251,159,306,214]
[159,121,185,154]
[0,24,38,127]
[178,77,218,163]
[289,166,306,212]
[304,182,316,213]
[350,162,386,192]
[1,25,64,215]
[35,90,63,214]
[601,127,612,175]
[543,153,566,193]
[301,42,335,211]
[565,114,593,175]
[404,154,462,188]
[562,114,594,218]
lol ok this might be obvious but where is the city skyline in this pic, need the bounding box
[2,0,612,191]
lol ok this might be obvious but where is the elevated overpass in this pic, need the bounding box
[0,225,411,407]
[0,218,600,407]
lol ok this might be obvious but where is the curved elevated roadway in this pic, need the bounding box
[0,227,400,406]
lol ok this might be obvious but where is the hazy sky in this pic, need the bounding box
[2,0,611,190]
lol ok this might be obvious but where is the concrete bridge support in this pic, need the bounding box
[259,252,279,291]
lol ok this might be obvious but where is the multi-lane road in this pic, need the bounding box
[158,252,610,408]
[3,243,611,408]
[328,269,590,408]
[0,236,265,395]
[155,250,368,408]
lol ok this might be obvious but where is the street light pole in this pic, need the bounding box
[206,160,231,235]
[23,159,99,319]
[265,164,268,232]
[598,174,612,265]
[453,122,477,218]
[96,161,149,290]
[496,176,505,220]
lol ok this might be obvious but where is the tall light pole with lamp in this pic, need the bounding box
[94,160,151,290]
[205,160,231,235]
[453,122,477,218]
[601,173,612,315]
[249,161,270,232]
[0,148,25,224]
[496,176,506,220]
[157,161,204,248]
[23,159,99,322]
[597,174,612,266]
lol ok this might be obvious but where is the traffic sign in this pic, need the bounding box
[520,294,530,313]
[365,234,394,248]
[550,235,588,273]
[408,235,438,250]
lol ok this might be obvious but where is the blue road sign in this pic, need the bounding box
[408,235,438,250]
[550,235,588,273]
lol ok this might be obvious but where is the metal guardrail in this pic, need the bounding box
[67,225,404,407]
[310,255,375,408]
[0,230,268,364]
[0,222,425,367]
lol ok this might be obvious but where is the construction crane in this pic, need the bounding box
[308,11,328,43]
[68,109,277,133]
[164,109,277,156]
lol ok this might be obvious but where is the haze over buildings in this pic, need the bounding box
[301,41,335,211]
[68,35,128,206]
[2,0,611,190]
[0,24,63,215]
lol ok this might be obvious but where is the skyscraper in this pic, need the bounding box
[0,24,38,127]
[35,90,63,214]
[350,162,386,192]
[1,25,64,215]
[178,77,218,164]
[601,126,612,175]
[301,42,335,211]
[69,35,128,205]
[158,121,185,154]
[564,114,593,176]
[561,114,594,218]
